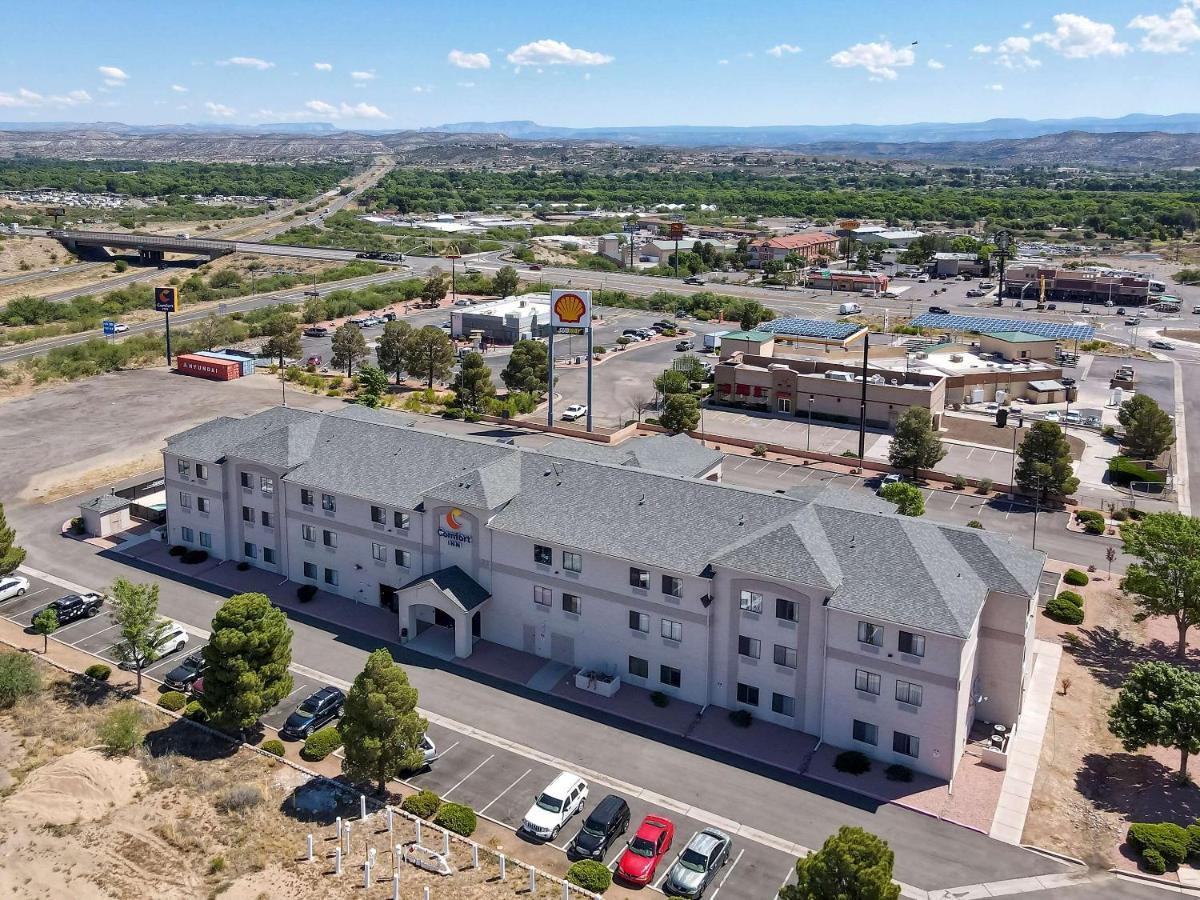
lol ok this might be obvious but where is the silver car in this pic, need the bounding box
[663,828,731,897]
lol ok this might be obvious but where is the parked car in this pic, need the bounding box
[163,653,205,691]
[280,686,346,740]
[0,575,29,603]
[928,305,950,315]
[381,312,397,322]
[965,289,984,298]
[683,276,706,285]
[675,340,694,351]
[1150,339,1176,350]
[305,355,322,368]
[876,473,902,494]
[663,828,732,898]
[453,298,472,306]
[1080,305,1092,314]
[561,404,588,422]
[464,267,481,275]
[521,772,588,840]
[1063,411,1082,425]
[360,316,382,327]
[348,317,369,327]
[303,326,328,337]
[617,815,675,885]
[1125,317,1140,326]
[1043,411,1061,423]
[1116,307,1127,316]
[46,592,106,624]
[621,328,642,337]
[569,794,631,860]
[118,621,189,669]
[917,275,929,283]
[419,733,437,765]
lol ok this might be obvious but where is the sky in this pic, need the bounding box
[2,0,1198,129]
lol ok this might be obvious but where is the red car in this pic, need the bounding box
[616,815,674,885]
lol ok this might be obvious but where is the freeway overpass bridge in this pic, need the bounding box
[45,228,371,264]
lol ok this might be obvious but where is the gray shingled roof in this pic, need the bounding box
[229,417,323,468]
[81,493,130,514]
[537,433,723,479]
[165,408,318,464]
[425,454,524,511]
[399,566,491,611]
[713,505,841,589]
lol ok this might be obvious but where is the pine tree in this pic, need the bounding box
[781,826,900,900]
[340,649,428,794]
[201,593,293,734]
[887,408,946,480]
[1015,421,1079,501]
[0,502,26,576]
[453,352,495,412]
[331,323,369,376]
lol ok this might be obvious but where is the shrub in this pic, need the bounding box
[157,690,187,712]
[0,652,41,708]
[567,860,613,894]
[463,411,481,423]
[1108,456,1165,487]
[752,443,768,457]
[834,750,871,775]
[1084,520,1105,535]
[1143,848,1167,875]
[885,764,914,782]
[99,703,146,755]
[1112,509,1129,522]
[1063,569,1090,587]
[1102,424,1117,438]
[209,856,226,875]
[401,789,442,819]
[650,691,669,708]
[297,584,317,603]
[1045,596,1084,625]
[593,345,606,355]
[261,739,285,757]
[951,474,967,490]
[966,520,984,529]
[84,663,112,681]
[1062,632,1082,650]
[729,709,753,728]
[433,802,477,836]
[168,545,186,557]
[216,783,264,815]
[1075,509,1104,528]
[1056,590,1084,608]
[977,478,993,494]
[442,408,463,420]
[183,700,207,721]
[181,549,208,565]
[301,726,342,761]
[1128,822,1190,867]
[1188,823,1200,859]
[840,450,859,458]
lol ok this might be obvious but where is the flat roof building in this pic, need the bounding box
[451,293,551,344]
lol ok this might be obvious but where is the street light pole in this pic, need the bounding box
[807,396,814,452]
[1031,474,1043,550]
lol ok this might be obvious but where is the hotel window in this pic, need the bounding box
[659,665,681,688]
[371,542,386,562]
[395,548,411,568]
[322,529,337,548]
[629,567,649,589]
[776,598,798,622]
[738,635,761,659]
[300,488,314,507]
[179,492,192,509]
[893,731,920,758]
[661,618,682,642]
[533,585,552,607]
[774,645,798,668]
[562,551,582,573]
[739,590,763,614]
[562,594,582,615]
[855,669,881,695]
[736,683,760,706]
[240,472,251,489]
[197,497,210,514]
[394,511,410,530]
[324,568,338,587]
[243,542,257,559]
[301,523,315,543]
[181,526,194,543]
[242,505,253,523]
[628,656,648,679]
[303,561,317,579]
[199,532,211,549]
[853,719,878,746]
[195,463,208,480]
[263,547,276,565]
[321,493,336,512]
[662,575,681,598]
[629,611,649,633]
[896,680,924,707]
[260,476,274,496]
[858,621,884,647]
[772,693,794,717]
[177,460,190,477]
[534,544,553,565]
[261,510,273,528]
[898,630,926,657]
[371,506,386,525]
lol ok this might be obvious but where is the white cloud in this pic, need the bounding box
[218,56,274,70]
[1034,13,1128,58]
[972,43,992,53]
[97,65,128,86]
[411,84,434,93]
[304,99,388,120]
[350,70,376,81]
[171,84,188,93]
[457,81,476,88]
[314,62,333,72]
[986,83,1004,91]
[926,58,945,69]
[828,40,915,80]
[1129,5,1200,53]
[767,43,801,57]
[448,49,491,69]
[204,101,236,117]
[1023,20,1033,29]
[994,35,1042,69]
[0,87,91,108]
[717,58,729,65]
[506,39,613,67]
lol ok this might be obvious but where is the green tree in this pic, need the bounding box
[261,312,301,369]
[654,368,690,397]
[201,593,294,734]
[739,300,769,331]
[400,325,455,389]
[501,339,549,395]
[1015,421,1079,501]
[301,296,327,324]
[660,394,701,434]
[109,578,170,693]
[31,607,57,654]
[1118,394,1175,461]
[453,351,495,412]
[1109,662,1200,780]
[887,408,947,480]
[191,313,238,351]
[1121,512,1200,658]
[421,267,448,305]
[492,265,519,298]
[330,323,369,376]
[855,246,870,272]
[355,363,390,408]
[0,502,26,576]
[340,649,428,794]
[879,481,925,517]
[375,320,412,384]
[780,826,900,900]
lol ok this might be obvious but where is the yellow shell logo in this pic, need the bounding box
[553,293,587,324]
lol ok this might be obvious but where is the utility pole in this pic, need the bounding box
[856,332,870,469]
[995,228,1011,305]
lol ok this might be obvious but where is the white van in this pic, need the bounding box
[838,302,862,315]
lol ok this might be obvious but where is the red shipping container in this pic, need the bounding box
[176,353,241,381]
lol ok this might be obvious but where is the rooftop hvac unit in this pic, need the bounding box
[950,354,963,362]
[869,374,885,384]
[916,352,928,359]
[889,379,899,385]
[767,363,791,372]
[824,371,855,381]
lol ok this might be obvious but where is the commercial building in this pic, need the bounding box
[450,293,551,344]
[932,252,987,278]
[977,331,1059,362]
[855,229,924,248]
[164,405,1044,781]
[805,270,889,294]
[747,231,839,267]
[1003,264,1151,305]
[598,233,626,265]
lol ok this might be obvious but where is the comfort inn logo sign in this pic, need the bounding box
[438,507,472,546]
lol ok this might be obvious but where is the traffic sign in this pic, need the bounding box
[622,223,638,234]
[669,222,685,241]
[102,320,117,336]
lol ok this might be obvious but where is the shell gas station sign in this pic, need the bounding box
[550,289,591,331]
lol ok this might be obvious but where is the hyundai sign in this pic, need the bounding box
[550,289,591,330]
[154,286,179,313]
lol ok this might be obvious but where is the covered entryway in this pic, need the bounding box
[395,566,490,659]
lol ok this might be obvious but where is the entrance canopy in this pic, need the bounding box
[397,566,490,658]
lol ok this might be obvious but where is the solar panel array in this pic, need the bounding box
[907,313,1095,341]
[760,317,865,340]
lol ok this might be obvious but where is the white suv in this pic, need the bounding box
[521,771,588,840]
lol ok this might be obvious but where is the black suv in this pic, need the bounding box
[47,592,105,624]
[163,653,205,691]
[569,794,631,860]
[928,305,951,315]
[280,686,345,740]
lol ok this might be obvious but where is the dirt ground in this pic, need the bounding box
[941,414,1086,457]
[0,236,78,276]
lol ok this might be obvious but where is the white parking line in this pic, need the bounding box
[775,466,791,479]
[653,833,696,891]
[710,847,745,900]
[69,622,121,646]
[432,740,460,762]
[441,754,495,800]
[948,495,960,509]
[479,767,532,814]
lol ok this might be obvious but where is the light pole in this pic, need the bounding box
[994,229,1011,305]
[807,396,814,452]
[1031,474,1043,550]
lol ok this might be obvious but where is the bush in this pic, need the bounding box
[1075,509,1104,528]
[0,652,41,708]
[216,783,264,815]
[1063,569,1090,587]
[977,478,993,494]
[297,584,317,603]
[1128,822,1190,867]
[301,726,342,761]
[834,750,871,775]
[840,450,859,458]
[99,703,146,755]
[885,764,914,782]
[442,408,463,420]
[84,663,112,681]
[1056,590,1084,608]
[751,443,768,457]
[183,700,207,721]
[208,856,226,875]
[1143,848,1167,875]
[401,789,442,819]
[1188,823,1200,858]
[951,474,967,490]
[1112,508,1130,522]
[236,561,250,571]
[1084,519,1105,535]
[168,545,186,557]
[729,709,753,728]
[463,411,481,423]
[261,739,285,757]
[433,802,477,836]
[1108,456,1166,487]
[966,520,984,529]
[650,691,669,708]
[157,690,187,712]
[181,549,208,565]
[1045,596,1085,625]
[567,859,613,894]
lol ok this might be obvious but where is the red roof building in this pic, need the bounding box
[748,230,839,266]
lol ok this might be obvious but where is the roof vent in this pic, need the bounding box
[638,493,646,505]
[738,513,744,526]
